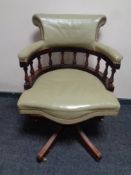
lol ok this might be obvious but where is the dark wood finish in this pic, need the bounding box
[95,56,101,73]
[37,126,63,162]
[23,66,30,89]
[103,62,109,81]
[36,124,102,162]
[85,52,89,67]
[75,125,102,161]
[48,52,52,66]
[61,51,64,64]
[30,61,35,76]
[108,68,116,91]
[73,51,77,64]
[37,56,42,70]
[19,47,120,91]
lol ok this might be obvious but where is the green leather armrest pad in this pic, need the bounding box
[18,40,47,62]
[94,42,123,64]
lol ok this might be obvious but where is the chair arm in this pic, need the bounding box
[18,40,47,63]
[94,42,123,65]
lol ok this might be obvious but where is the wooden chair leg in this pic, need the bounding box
[37,126,63,162]
[74,125,102,161]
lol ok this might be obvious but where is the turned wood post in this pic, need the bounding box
[85,52,89,67]
[61,51,64,64]
[73,52,77,65]
[37,56,42,70]
[30,61,35,76]
[108,67,116,91]
[49,52,52,66]
[95,56,101,73]
[103,62,109,81]
[23,66,30,89]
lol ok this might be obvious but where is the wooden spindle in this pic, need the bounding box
[24,67,29,82]
[30,61,34,76]
[61,51,64,64]
[85,52,89,67]
[103,62,109,81]
[73,52,77,65]
[95,56,101,72]
[48,52,52,66]
[23,66,30,89]
[37,56,42,70]
[108,68,116,91]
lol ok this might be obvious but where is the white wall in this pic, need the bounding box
[0,0,131,98]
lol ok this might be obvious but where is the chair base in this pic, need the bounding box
[37,125,102,162]
[74,125,102,161]
[37,126,63,162]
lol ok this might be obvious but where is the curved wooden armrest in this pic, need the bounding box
[18,47,121,91]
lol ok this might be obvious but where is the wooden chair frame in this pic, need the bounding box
[19,47,120,162]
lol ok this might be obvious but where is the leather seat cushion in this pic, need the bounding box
[18,69,120,124]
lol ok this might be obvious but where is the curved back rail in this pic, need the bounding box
[19,47,120,91]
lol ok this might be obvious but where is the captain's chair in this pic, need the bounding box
[17,14,122,162]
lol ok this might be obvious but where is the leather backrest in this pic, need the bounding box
[32,14,106,50]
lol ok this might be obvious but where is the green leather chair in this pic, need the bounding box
[17,14,122,162]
